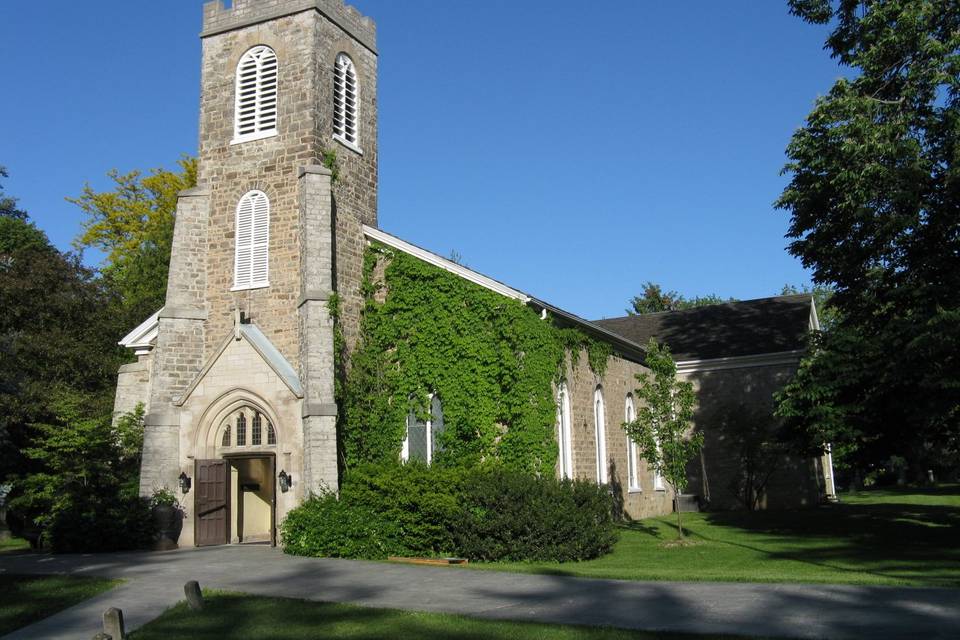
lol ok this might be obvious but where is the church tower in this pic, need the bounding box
[135,0,378,546]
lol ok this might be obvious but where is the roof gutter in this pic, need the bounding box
[530,298,647,363]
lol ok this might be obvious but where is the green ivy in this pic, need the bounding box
[337,243,611,475]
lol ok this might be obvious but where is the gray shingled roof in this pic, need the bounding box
[592,294,814,361]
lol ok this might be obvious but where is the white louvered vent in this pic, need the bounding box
[233,190,270,290]
[333,53,360,150]
[233,46,278,143]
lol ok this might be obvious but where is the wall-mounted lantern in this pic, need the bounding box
[178,472,192,494]
[278,470,292,493]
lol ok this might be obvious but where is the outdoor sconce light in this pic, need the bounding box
[178,472,192,494]
[278,470,292,493]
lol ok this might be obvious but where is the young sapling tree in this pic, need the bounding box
[625,339,704,538]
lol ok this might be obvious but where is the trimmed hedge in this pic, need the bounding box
[281,463,618,562]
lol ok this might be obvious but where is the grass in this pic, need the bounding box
[0,574,120,636]
[469,485,960,588]
[0,537,31,554]
[131,592,760,640]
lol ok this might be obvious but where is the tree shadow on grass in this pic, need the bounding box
[698,497,960,586]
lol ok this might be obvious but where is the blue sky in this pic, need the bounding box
[1,1,842,320]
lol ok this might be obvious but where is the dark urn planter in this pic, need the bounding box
[152,505,184,551]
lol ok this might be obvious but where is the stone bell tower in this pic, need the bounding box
[139,0,378,501]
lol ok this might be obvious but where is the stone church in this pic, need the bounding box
[113,0,836,548]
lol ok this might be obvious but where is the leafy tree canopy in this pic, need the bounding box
[776,0,960,476]
[0,166,27,220]
[628,281,735,315]
[70,157,197,326]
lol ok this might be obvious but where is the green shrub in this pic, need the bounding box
[340,462,467,556]
[281,463,618,563]
[281,490,404,559]
[46,492,154,553]
[453,468,618,562]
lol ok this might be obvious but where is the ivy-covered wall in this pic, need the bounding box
[334,243,611,476]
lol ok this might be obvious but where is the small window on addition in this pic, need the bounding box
[221,424,231,447]
[267,422,276,446]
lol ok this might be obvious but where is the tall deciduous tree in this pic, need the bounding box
[625,339,703,538]
[627,281,734,315]
[776,0,960,477]
[70,157,197,327]
[0,203,125,488]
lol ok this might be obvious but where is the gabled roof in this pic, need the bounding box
[592,294,816,362]
[118,308,162,355]
[174,322,303,406]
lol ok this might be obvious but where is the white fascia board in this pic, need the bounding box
[676,349,805,374]
[362,225,530,303]
[118,308,162,350]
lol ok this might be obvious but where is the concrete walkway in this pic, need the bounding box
[2,546,958,639]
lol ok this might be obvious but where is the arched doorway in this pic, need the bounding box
[196,405,279,547]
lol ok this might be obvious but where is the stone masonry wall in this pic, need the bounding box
[197,4,377,372]
[563,348,675,520]
[682,363,825,510]
[112,356,152,423]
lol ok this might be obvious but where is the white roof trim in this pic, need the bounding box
[363,225,530,303]
[119,308,162,353]
[676,349,805,374]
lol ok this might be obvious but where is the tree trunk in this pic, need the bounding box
[676,496,684,539]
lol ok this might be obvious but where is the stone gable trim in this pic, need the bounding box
[174,324,305,407]
[676,349,804,374]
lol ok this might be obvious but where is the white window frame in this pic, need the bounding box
[332,52,362,154]
[556,383,573,479]
[401,393,440,465]
[625,394,641,492]
[594,387,608,484]
[232,45,279,145]
[232,190,270,291]
[654,436,666,491]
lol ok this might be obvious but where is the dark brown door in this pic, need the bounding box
[195,459,229,546]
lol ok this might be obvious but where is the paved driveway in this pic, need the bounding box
[2,545,958,639]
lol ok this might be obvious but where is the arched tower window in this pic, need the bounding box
[333,53,360,150]
[556,383,573,479]
[625,394,640,491]
[234,45,278,143]
[233,190,270,290]
[594,387,608,484]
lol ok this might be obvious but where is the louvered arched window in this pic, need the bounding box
[333,53,360,150]
[233,190,270,290]
[234,45,279,143]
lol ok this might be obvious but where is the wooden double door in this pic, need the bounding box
[195,456,276,547]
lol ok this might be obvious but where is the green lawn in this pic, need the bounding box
[0,537,31,554]
[131,592,759,640]
[0,574,120,636]
[470,485,960,587]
